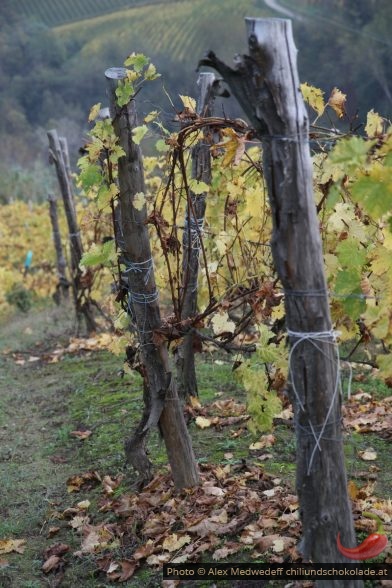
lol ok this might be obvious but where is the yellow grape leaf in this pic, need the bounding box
[215,128,246,166]
[133,192,146,211]
[211,312,236,335]
[195,416,212,429]
[88,102,102,122]
[300,82,325,116]
[377,354,392,378]
[365,109,384,138]
[0,539,26,555]
[144,110,159,123]
[179,95,196,113]
[162,533,191,552]
[215,230,231,256]
[328,87,346,118]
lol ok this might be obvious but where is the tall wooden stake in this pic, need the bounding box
[201,18,362,585]
[177,72,219,399]
[48,129,97,334]
[48,194,69,302]
[105,67,199,490]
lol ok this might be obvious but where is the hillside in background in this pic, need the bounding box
[13,0,141,27]
[0,0,391,204]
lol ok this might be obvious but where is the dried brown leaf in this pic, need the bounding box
[42,554,61,574]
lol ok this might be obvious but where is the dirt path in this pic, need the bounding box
[0,313,78,587]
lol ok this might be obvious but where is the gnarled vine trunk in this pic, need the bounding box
[105,67,199,490]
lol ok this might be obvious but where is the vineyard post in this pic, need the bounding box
[59,137,76,219]
[201,18,362,584]
[47,194,69,302]
[105,67,199,489]
[48,129,97,334]
[177,72,219,399]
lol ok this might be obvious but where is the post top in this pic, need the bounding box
[105,67,127,80]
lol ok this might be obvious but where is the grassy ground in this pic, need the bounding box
[0,302,390,587]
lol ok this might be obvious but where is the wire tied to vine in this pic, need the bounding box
[286,328,351,475]
[123,257,154,285]
[127,289,159,335]
[184,217,205,251]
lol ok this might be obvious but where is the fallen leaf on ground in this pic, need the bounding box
[44,543,70,558]
[107,559,138,582]
[76,500,91,510]
[162,534,191,552]
[358,449,378,461]
[42,554,61,574]
[102,474,123,495]
[249,434,276,451]
[0,539,26,554]
[47,527,61,538]
[70,430,92,440]
[66,471,101,493]
[195,416,212,429]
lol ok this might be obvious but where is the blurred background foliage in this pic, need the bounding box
[0,0,391,203]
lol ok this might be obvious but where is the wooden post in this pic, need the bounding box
[58,136,76,216]
[48,194,69,302]
[201,18,362,585]
[105,67,199,489]
[177,72,219,399]
[48,129,97,334]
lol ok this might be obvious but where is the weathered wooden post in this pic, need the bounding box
[201,18,362,585]
[105,67,199,489]
[48,194,69,302]
[48,129,97,333]
[177,72,218,399]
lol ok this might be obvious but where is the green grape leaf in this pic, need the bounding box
[188,178,209,195]
[155,139,169,153]
[334,269,365,319]
[247,389,282,435]
[132,125,148,145]
[329,136,374,170]
[108,145,126,164]
[124,52,149,72]
[376,354,392,379]
[336,237,367,269]
[144,63,160,81]
[80,240,116,268]
[115,81,134,107]
[79,164,102,190]
[97,183,118,209]
[351,167,392,219]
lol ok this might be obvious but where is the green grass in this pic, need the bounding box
[1,306,391,586]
